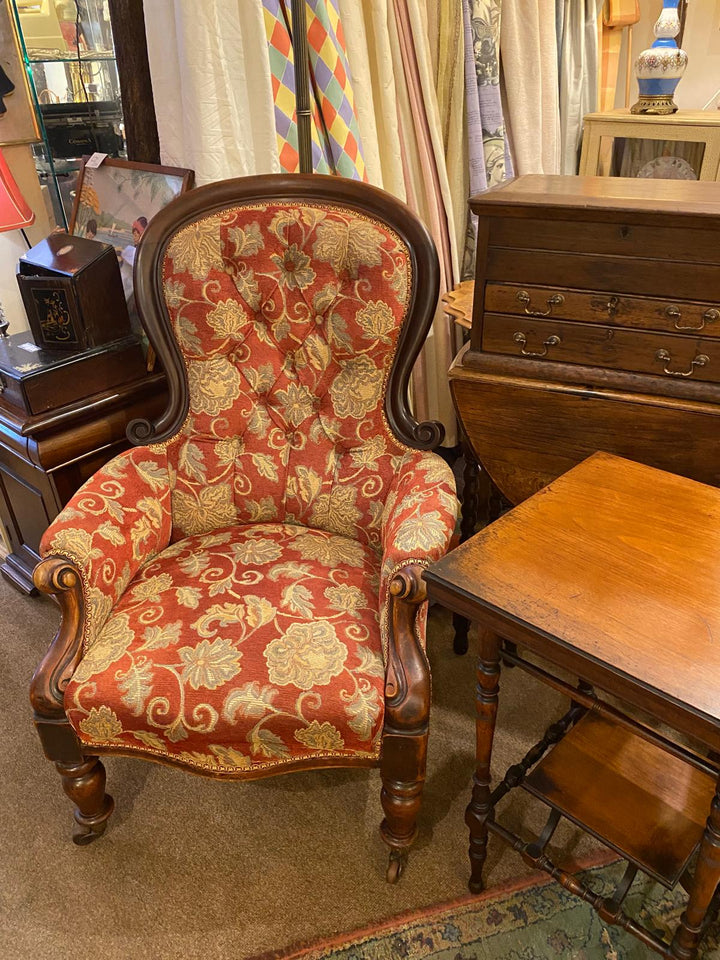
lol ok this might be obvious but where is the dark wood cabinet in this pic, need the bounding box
[0,338,166,593]
[453,175,720,506]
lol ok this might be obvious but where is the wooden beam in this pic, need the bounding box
[107,0,160,164]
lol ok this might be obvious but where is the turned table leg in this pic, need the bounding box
[465,629,501,893]
[671,783,720,959]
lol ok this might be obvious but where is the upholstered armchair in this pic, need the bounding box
[30,174,458,882]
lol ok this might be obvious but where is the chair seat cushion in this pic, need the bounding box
[64,523,386,776]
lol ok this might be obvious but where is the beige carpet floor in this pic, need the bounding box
[0,583,598,960]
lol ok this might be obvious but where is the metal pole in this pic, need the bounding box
[290,0,313,173]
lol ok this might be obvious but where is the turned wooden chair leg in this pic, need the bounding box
[56,756,115,845]
[382,566,430,882]
[380,736,426,884]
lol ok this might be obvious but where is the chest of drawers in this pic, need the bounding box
[452,175,720,504]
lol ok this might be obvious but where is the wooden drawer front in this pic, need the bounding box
[487,217,720,264]
[485,283,720,338]
[485,247,720,301]
[482,313,719,383]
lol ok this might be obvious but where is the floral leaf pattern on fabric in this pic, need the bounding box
[63,525,387,772]
[40,446,173,652]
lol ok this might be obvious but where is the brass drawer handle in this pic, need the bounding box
[513,331,561,358]
[516,290,565,317]
[664,304,720,331]
[655,348,709,378]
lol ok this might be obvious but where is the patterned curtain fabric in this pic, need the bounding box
[462,0,512,277]
[262,0,333,174]
[500,0,561,175]
[262,0,366,179]
[463,0,510,193]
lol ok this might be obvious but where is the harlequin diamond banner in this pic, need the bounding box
[262,0,366,180]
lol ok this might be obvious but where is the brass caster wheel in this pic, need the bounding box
[386,851,406,884]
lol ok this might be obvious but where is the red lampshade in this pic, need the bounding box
[0,147,34,232]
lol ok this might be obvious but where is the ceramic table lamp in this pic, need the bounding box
[631,0,688,114]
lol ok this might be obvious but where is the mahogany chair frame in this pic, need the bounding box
[30,174,444,882]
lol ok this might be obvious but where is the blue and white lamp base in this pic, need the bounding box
[631,0,688,115]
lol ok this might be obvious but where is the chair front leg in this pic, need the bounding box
[380,564,430,883]
[57,757,115,845]
[32,557,114,843]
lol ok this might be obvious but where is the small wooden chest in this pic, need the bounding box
[453,175,720,503]
[17,232,131,351]
[0,332,146,416]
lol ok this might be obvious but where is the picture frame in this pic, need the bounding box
[68,157,194,358]
[0,0,41,146]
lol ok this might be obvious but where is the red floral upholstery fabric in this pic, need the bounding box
[161,202,418,549]
[40,199,459,775]
[64,524,385,773]
[39,446,173,650]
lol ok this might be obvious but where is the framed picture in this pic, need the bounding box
[69,157,194,347]
[0,0,41,145]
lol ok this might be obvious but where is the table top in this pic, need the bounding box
[584,109,720,127]
[470,175,720,221]
[425,452,720,733]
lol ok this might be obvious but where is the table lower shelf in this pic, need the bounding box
[523,710,716,888]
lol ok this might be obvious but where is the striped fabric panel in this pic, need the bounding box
[262,0,331,174]
[262,0,365,179]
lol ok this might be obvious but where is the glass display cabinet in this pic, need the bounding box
[580,109,720,182]
[10,0,126,228]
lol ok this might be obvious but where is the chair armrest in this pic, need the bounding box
[379,451,457,731]
[35,445,173,671]
[380,449,458,589]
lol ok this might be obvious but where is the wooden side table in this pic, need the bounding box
[425,453,720,958]
[0,374,166,594]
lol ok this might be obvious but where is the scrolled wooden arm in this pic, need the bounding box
[30,556,85,719]
[384,563,430,732]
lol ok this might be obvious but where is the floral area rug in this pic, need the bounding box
[260,860,720,959]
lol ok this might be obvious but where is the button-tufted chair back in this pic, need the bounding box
[136,176,441,551]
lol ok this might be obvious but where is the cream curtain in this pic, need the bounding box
[143,1,279,183]
[335,0,406,199]
[501,0,561,175]
[558,0,602,175]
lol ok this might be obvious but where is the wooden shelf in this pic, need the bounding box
[523,711,716,888]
